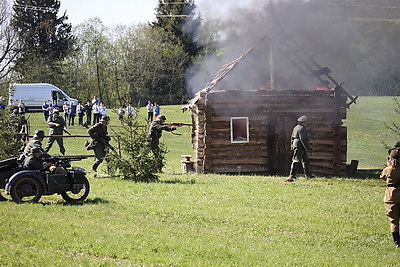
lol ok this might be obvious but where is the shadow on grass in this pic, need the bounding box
[159,178,196,184]
[39,197,110,206]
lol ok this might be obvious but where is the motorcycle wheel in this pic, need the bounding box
[10,176,43,203]
[61,176,90,203]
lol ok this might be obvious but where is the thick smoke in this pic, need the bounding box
[186,0,400,96]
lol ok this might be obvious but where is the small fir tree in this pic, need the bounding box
[0,109,24,159]
[106,110,167,182]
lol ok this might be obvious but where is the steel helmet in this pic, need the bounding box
[157,115,166,121]
[33,129,45,139]
[100,115,110,122]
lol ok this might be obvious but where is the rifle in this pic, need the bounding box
[98,138,115,151]
[63,128,72,136]
[162,122,192,127]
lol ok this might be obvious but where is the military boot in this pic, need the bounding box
[392,232,400,248]
[285,175,296,182]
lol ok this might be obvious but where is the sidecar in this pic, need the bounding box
[0,157,90,203]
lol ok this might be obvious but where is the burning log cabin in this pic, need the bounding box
[185,31,357,176]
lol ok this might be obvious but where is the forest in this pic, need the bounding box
[1,0,400,107]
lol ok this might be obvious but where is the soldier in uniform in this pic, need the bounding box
[286,115,312,182]
[23,147,53,171]
[88,115,111,172]
[148,115,176,152]
[44,110,67,155]
[381,148,400,248]
[22,129,51,159]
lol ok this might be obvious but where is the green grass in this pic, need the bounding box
[1,98,399,266]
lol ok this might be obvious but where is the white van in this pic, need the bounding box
[8,83,79,111]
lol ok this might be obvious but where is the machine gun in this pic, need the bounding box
[44,155,93,168]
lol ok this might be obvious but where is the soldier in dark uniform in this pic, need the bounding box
[88,115,111,172]
[381,148,400,248]
[286,115,312,182]
[23,147,53,171]
[148,115,176,152]
[23,129,49,157]
[44,110,67,155]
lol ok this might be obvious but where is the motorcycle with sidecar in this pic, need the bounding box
[0,155,90,203]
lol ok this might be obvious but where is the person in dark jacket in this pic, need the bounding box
[23,147,52,171]
[286,115,312,182]
[88,115,111,172]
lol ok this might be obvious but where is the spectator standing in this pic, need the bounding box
[41,101,49,121]
[99,102,107,117]
[63,101,69,122]
[146,101,154,122]
[84,100,92,126]
[118,105,126,125]
[48,104,54,117]
[52,101,59,111]
[126,102,134,119]
[153,103,160,120]
[68,102,77,126]
[92,102,100,124]
[18,99,26,114]
[77,101,85,125]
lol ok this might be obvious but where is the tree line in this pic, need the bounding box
[1,0,400,108]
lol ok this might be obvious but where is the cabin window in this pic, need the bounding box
[230,117,249,143]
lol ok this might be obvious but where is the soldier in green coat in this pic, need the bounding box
[286,115,312,182]
[381,148,400,248]
[148,115,176,152]
[44,110,67,155]
[88,115,111,172]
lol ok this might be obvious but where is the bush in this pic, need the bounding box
[0,109,24,160]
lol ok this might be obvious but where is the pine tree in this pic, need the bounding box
[12,0,75,82]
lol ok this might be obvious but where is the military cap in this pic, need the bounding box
[157,115,167,121]
[100,115,110,122]
[31,147,42,154]
[297,115,308,123]
[33,129,45,139]
[53,109,60,114]
[394,141,400,148]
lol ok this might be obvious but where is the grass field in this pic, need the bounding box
[0,97,399,266]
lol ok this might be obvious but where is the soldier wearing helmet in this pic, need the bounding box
[286,115,312,182]
[44,109,67,155]
[148,114,176,152]
[23,147,53,171]
[88,115,111,172]
[22,129,50,158]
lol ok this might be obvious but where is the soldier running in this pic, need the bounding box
[88,115,111,172]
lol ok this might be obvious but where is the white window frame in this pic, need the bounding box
[230,117,249,143]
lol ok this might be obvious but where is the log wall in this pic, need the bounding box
[190,89,348,176]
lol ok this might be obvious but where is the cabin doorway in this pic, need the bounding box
[266,116,296,175]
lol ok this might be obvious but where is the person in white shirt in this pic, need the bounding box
[146,101,154,122]
[77,101,85,125]
[92,102,100,124]
[126,102,134,119]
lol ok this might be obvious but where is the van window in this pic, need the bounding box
[58,91,66,100]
